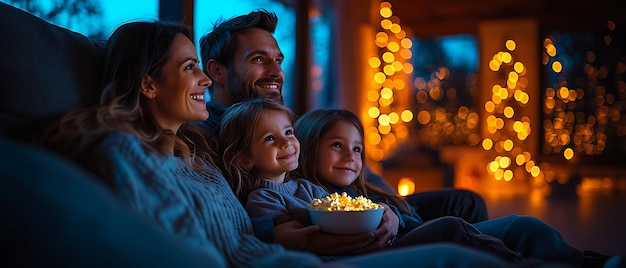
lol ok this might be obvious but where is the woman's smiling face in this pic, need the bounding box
[145,34,212,132]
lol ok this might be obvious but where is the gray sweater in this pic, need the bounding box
[93,131,321,268]
[245,178,329,226]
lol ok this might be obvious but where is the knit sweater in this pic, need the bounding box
[245,178,329,227]
[92,131,321,268]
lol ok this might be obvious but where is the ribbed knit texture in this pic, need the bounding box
[245,178,329,226]
[93,131,321,268]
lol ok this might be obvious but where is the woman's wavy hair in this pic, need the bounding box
[42,21,216,175]
[218,98,297,203]
[293,108,412,214]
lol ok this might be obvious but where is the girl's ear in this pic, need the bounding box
[205,59,227,84]
[236,156,254,171]
[140,75,157,99]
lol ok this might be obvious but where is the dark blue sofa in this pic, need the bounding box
[0,3,224,266]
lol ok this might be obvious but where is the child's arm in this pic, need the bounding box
[368,203,399,250]
[245,188,315,249]
[274,221,377,254]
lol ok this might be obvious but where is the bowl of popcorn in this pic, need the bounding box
[308,192,384,235]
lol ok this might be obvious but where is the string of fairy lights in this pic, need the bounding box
[369,1,624,195]
[483,39,543,184]
[365,1,414,162]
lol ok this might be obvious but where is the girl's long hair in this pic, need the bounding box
[218,98,297,203]
[41,21,217,178]
[294,108,412,215]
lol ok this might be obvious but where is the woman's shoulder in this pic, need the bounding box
[98,131,171,163]
[100,131,142,152]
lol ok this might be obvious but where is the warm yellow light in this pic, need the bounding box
[381,87,394,99]
[374,72,386,83]
[403,63,414,74]
[546,43,557,57]
[393,79,405,90]
[389,112,399,124]
[381,19,392,29]
[505,39,516,51]
[368,107,380,118]
[514,62,524,73]
[496,118,504,129]
[387,41,400,52]
[400,49,412,60]
[488,161,499,173]
[383,65,395,75]
[401,38,412,48]
[503,139,514,151]
[382,52,395,63]
[508,71,519,82]
[368,57,381,68]
[489,59,500,71]
[525,160,535,172]
[401,110,413,122]
[503,106,514,118]
[501,170,512,181]
[482,138,493,150]
[392,61,403,72]
[501,52,512,63]
[485,101,495,113]
[376,32,388,42]
[513,121,523,132]
[564,148,574,160]
[380,7,392,18]
[397,178,415,196]
[390,23,401,33]
[379,96,392,107]
[552,61,563,73]
[507,79,517,90]
[514,90,523,101]
[494,169,504,180]
[492,94,502,104]
[395,30,406,39]
[378,124,391,134]
[558,86,569,99]
[530,166,541,177]
[378,114,390,126]
[499,156,511,169]
[519,92,529,104]
[515,154,525,165]
[429,87,443,100]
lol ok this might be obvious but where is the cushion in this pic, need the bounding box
[0,3,103,141]
[0,136,226,267]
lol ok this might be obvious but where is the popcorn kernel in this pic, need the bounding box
[309,192,381,211]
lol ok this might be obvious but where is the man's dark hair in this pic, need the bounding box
[199,9,278,76]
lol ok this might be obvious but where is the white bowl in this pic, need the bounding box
[308,207,384,235]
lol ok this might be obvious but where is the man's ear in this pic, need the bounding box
[206,59,227,84]
[140,75,157,99]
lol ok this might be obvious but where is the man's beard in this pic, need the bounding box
[226,75,283,104]
[225,74,254,104]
